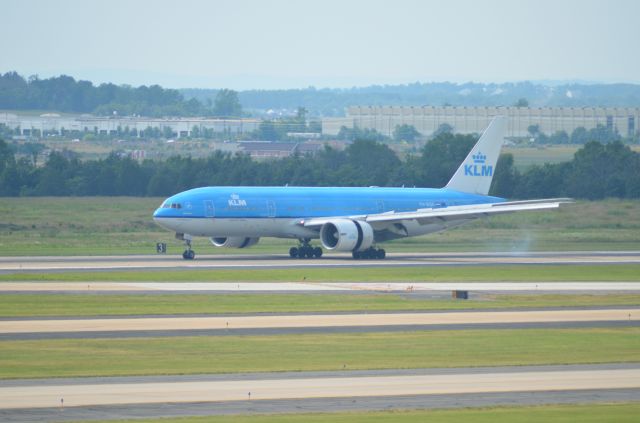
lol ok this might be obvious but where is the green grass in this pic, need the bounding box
[1,328,638,379]
[70,403,640,423]
[1,198,640,255]
[3,264,640,282]
[503,144,640,170]
[1,293,639,318]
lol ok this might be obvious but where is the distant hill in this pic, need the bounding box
[0,71,204,117]
[2,71,639,119]
[181,81,640,117]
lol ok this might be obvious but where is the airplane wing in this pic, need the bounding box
[302,198,572,229]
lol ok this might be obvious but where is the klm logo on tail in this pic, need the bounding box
[464,151,493,177]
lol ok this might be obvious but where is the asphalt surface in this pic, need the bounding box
[1,308,637,340]
[1,308,636,334]
[4,389,640,423]
[1,250,640,273]
[1,364,639,422]
[2,281,640,294]
[1,252,638,421]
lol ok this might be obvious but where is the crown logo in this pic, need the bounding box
[472,151,486,164]
[230,193,240,200]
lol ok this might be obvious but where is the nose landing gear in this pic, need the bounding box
[178,233,195,260]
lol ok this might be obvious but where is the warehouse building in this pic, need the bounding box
[322,106,640,138]
[0,113,260,138]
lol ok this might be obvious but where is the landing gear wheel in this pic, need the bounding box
[181,236,195,260]
[290,240,322,259]
[353,247,385,260]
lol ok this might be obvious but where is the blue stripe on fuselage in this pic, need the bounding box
[153,187,505,220]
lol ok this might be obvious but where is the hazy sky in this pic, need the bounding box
[2,0,639,89]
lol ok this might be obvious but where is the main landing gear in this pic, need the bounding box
[181,237,195,260]
[352,247,386,260]
[289,239,323,259]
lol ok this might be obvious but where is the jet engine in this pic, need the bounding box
[210,237,260,248]
[319,219,374,252]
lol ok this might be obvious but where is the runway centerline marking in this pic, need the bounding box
[0,309,636,334]
[1,368,639,409]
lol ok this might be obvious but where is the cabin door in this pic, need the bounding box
[204,200,215,218]
[267,200,276,218]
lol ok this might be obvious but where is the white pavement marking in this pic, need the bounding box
[1,251,640,272]
[0,309,637,334]
[1,368,639,409]
[2,282,640,292]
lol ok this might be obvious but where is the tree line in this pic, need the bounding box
[0,72,242,118]
[1,135,639,200]
[182,81,640,117]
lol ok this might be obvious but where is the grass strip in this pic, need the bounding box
[1,328,638,379]
[2,264,640,282]
[70,402,640,423]
[1,293,640,318]
[3,198,640,256]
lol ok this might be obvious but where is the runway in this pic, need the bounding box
[2,281,640,294]
[1,252,638,420]
[1,250,640,273]
[1,364,639,410]
[1,309,636,338]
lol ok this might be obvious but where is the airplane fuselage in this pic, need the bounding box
[153,186,504,241]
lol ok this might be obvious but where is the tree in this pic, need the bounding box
[527,124,540,137]
[213,89,242,117]
[393,124,420,142]
[490,153,518,198]
[418,132,476,187]
[295,107,307,122]
[343,139,401,186]
[433,123,453,137]
[21,142,46,165]
[514,98,529,107]
[0,139,15,174]
[256,121,279,141]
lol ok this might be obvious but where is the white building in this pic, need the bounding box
[322,106,640,138]
[0,113,260,137]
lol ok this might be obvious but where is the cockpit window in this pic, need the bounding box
[162,202,182,209]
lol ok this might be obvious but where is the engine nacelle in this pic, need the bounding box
[319,219,374,252]
[210,237,259,249]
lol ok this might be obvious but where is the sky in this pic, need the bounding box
[2,0,640,90]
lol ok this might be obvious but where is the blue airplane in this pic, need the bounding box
[153,117,569,260]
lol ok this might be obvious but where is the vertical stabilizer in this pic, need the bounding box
[445,116,507,195]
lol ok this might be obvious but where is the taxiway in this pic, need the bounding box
[1,251,640,273]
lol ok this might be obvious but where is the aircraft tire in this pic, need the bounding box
[313,247,323,258]
[298,247,309,259]
[289,247,299,258]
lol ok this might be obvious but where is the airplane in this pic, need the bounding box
[153,116,570,260]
